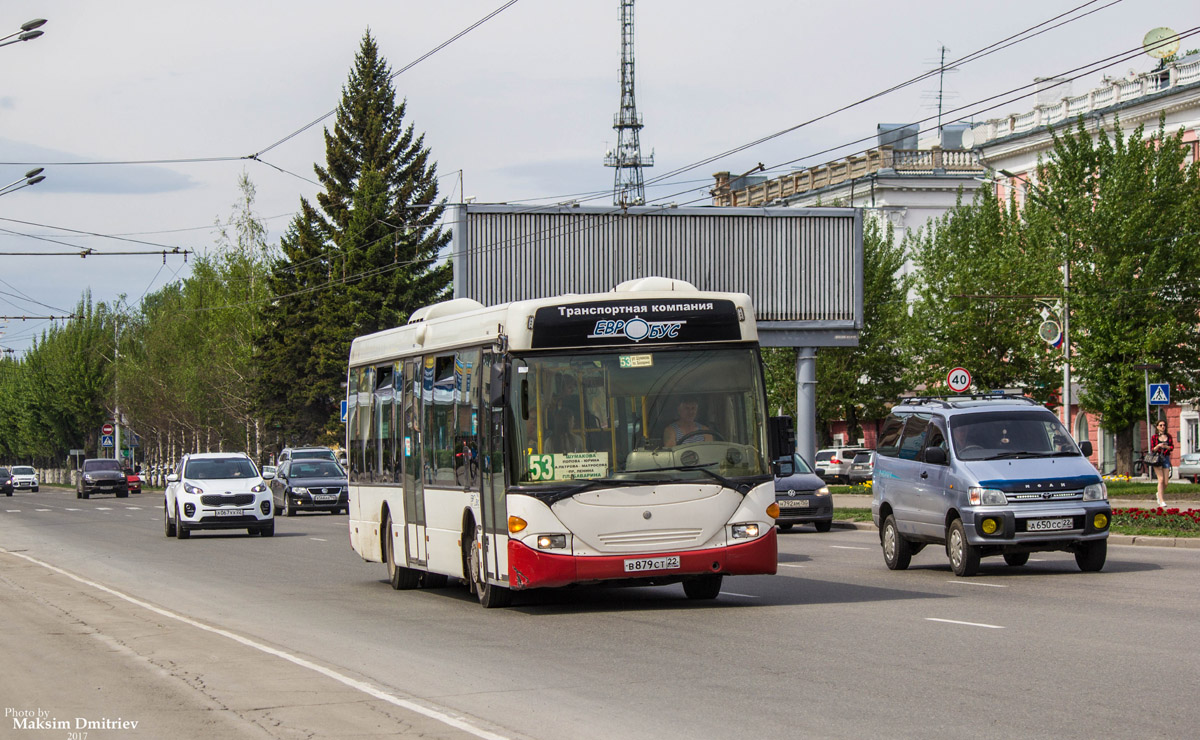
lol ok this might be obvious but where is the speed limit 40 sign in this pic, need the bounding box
[947,367,972,393]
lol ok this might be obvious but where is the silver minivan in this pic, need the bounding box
[872,394,1111,576]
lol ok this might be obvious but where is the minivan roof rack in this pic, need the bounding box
[900,392,1041,408]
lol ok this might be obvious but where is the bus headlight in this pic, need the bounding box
[1083,482,1108,501]
[536,534,566,550]
[969,487,1007,506]
[731,523,760,539]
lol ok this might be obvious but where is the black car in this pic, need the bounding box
[269,458,348,516]
[77,458,129,499]
[0,467,12,496]
[774,454,834,532]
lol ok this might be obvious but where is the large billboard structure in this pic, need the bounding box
[448,203,864,461]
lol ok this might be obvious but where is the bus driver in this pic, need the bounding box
[663,396,712,448]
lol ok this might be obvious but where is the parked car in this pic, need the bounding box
[277,446,340,467]
[773,454,833,532]
[124,466,142,494]
[848,451,875,484]
[77,458,128,499]
[872,394,1110,576]
[11,465,39,492]
[164,452,273,539]
[0,467,12,496]
[269,458,349,516]
[1177,452,1200,483]
[813,447,867,483]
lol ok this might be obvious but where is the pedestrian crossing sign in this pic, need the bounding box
[1149,383,1170,405]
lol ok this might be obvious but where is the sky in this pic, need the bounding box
[1,0,1197,354]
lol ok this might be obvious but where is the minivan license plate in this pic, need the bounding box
[1027,517,1072,531]
[777,499,810,508]
[623,556,681,572]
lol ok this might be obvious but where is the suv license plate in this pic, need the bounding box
[623,556,681,572]
[1027,517,1073,531]
[213,509,245,517]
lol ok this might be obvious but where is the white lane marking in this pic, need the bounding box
[125,507,142,510]
[310,538,328,542]
[36,509,52,512]
[95,507,112,511]
[830,545,869,550]
[1,550,512,740]
[1030,558,1046,562]
[720,592,760,598]
[946,580,1008,588]
[926,617,1004,629]
[778,563,806,568]
[66,508,81,511]
[6,510,20,513]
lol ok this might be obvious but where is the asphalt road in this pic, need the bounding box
[2,486,1197,739]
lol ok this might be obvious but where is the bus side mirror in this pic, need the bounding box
[768,416,796,461]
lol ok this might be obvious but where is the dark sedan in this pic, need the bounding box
[77,458,129,499]
[270,459,348,516]
[0,467,12,496]
[774,454,833,532]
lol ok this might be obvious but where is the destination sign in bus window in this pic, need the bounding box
[527,453,608,481]
[620,355,653,368]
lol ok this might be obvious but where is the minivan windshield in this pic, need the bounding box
[949,410,1081,461]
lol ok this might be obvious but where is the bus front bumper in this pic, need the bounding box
[507,528,777,590]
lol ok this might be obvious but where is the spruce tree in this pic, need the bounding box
[258,31,451,446]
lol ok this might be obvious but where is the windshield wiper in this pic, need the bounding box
[630,463,738,490]
[988,450,1050,459]
[536,477,646,505]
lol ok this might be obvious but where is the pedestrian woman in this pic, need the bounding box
[1151,420,1174,507]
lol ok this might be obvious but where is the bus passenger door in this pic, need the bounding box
[402,359,427,564]
[480,352,509,584]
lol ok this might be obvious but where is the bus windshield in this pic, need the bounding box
[511,347,769,486]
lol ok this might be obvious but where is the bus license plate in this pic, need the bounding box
[624,556,681,572]
[1027,517,1072,531]
[213,509,244,517]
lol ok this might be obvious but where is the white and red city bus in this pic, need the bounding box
[345,277,783,607]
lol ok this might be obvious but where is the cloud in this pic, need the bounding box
[0,137,197,195]
[0,97,13,110]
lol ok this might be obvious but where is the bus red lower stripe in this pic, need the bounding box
[507,528,777,590]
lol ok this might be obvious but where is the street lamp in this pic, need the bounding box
[0,168,46,197]
[0,18,47,48]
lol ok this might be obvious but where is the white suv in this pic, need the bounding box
[164,453,274,539]
[10,465,39,492]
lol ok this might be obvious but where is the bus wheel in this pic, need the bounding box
[470,538,512,608]
[384,511,419,590]
[462,527,478,597]
[682,575,723,600]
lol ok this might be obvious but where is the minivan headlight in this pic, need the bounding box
[968,487,1007,506]
[814,486,830,497]
[1083,482,1108,501]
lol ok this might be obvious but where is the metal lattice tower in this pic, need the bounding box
[603,0,653,207]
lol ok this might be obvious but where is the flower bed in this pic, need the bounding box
[1111,507,1200,537]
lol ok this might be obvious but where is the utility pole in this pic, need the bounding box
[603,0,653,207]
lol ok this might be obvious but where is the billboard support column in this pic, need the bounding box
[795,348,817,466]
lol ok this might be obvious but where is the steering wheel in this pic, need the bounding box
[677,429,725,444]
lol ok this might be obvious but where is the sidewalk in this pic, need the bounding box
[829,494,1200,549]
